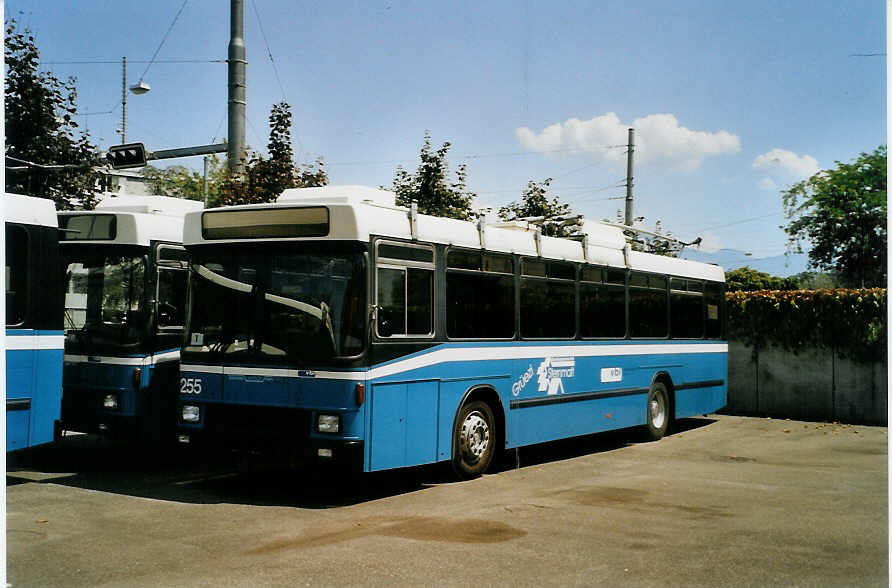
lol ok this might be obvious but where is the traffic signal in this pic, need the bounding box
[106,143,147,169]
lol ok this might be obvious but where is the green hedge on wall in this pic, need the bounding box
[726,289,887,363]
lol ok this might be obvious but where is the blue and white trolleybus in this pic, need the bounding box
[177,186,727,477]
[58,195,202,441]
[5,193,65,451]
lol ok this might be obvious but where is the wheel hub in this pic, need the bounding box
[650,395,666,429]
[460,411,490,462]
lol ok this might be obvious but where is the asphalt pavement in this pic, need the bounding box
[6,415,888,587]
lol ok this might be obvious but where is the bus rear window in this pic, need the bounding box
[59,214,117,240]
[6,225,27,325]
[202,207,329,239]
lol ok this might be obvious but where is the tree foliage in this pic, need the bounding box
[791,270,841,290]
[725,266,801,292]
[610,211,683,257]
[498,178,583,237]
[142,155,227,205]
[727,288,886,363]
[782,146,887,287]
[391,131,475,221]
[221,101,328,206]
[5,19,100,209]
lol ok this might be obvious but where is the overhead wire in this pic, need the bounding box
[693,211,784,233]
[47,59,224,65]
[326,143,627,167]
[251,0,287,102]
[137,0,190,84]
[251,0,305,161]
[461,144,625,160]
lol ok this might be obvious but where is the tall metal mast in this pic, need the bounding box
[228,0,246,175]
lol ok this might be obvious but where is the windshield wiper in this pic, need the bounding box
[194,264,337,349]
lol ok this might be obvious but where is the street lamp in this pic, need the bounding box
[129,80,151,95]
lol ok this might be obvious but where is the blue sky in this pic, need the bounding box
[7,1,886,270]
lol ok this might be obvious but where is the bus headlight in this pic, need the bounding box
[181,405,201,423]
[317,414,340,434]
[103,393,120,410]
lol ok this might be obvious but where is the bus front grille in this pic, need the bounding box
[202,403,311,451]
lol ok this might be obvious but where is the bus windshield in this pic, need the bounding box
[63,249,148,351]
[184,244,366,364]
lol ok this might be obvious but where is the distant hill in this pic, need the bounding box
[680,249,809,277]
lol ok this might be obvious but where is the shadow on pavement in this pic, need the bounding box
[6,417,717,508]
[498,416,716,471]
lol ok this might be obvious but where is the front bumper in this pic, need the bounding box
[176,402,363,469]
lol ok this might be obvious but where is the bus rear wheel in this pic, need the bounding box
[452,400,495,480]
[645,382,671,441]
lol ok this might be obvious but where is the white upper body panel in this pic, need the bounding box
[59,194,201,246]
[183,185,724,282]
[5,193,58,228]
[96,194,203,216]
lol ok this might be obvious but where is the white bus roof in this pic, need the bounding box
[60,195,201,246]
[5,193,58,228]
[95,194,204,216]
[183,185,725,282]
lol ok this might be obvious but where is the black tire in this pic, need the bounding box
[452,400,496,480]
[645,381,671,441]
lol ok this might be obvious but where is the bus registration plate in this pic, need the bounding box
[600,367,623,383]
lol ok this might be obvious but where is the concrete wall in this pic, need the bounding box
[726,342,887,425]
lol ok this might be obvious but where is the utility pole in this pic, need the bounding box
[228,0,247,176]
[624,127,634,226]
[120,57,127,143]
[203,156,210,206]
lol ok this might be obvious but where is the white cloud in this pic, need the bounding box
[757,177,778,191]
[515,112,741,170]
[752,148,819,179]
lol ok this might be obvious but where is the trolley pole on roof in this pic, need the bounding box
[624,127,634,226]
[228,0,247,176]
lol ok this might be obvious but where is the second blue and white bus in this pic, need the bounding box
[58,194,202,441]
[5,193,65,451]
[177,186,726,477]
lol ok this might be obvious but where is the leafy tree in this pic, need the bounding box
[5,19,100,209]
[791,270,841,290]
[783,146,887,287]
[142,155,227,205]
[391,131,475,221]
[221,101,328,206]
[498,178,582,237]
[725,266,801,292]
[609,211,683,257]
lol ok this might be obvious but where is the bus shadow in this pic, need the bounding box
[6,418,716,508]
[494,416,717,471]
[6,434,438,509]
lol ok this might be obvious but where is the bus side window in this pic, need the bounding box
[5,225,28,326]
[445,250,514,339]
[704,281,725,339]
[629,272,668,338]
[670,278,704,339]
[580,266,626,338]
[375,242,435,338]
[519,259,575,339]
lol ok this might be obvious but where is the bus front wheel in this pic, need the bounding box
[452,400,495,480]
[645,382,671,441]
